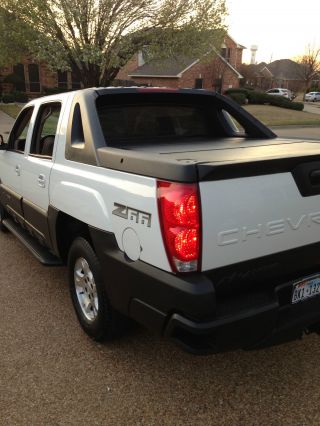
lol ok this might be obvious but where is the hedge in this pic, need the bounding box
[2,91,28,103]
[43,87,71,95]
[2,93,15,103]
[267,95,304,111]
[228,92,247,105]
[226,89,304,111]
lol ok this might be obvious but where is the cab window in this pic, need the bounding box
[30,102,61,158]
[8,107,34,153]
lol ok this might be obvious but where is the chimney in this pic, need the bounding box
[138,51,145,67]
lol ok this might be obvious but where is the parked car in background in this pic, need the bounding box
[266,88,295,101]
[305,92,320,102]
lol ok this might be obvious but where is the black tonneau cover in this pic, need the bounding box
[97,138,320,183]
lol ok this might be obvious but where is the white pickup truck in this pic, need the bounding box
[1,87,320,354]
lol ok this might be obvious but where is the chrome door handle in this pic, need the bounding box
[15,165,21,176]
[38,174,46,188]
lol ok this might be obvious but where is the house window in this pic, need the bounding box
[71,65,81,90]
[28,63,40,92]
[221,48,231,62]
[57,70,68,89]
[12,63,26,92]
[195,78,203,89]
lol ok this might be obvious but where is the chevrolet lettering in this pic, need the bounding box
[218,212,320,246]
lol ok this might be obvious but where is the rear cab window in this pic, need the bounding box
[95,93,249,148]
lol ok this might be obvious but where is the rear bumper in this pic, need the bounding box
[90,228,320,354]
[164,285,320,354]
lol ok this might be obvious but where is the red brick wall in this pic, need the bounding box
[0,57,57,95]
[116,55,139,81]
[132,58,240,93]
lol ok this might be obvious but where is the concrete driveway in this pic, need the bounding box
[1,109,320,424]
[1,230,320,425]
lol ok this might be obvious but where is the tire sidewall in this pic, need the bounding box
[68,237,110,340]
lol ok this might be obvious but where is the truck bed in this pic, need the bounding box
[97,137,320,182]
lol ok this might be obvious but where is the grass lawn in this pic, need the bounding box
[244,105,320,126]
[0,104,22,119]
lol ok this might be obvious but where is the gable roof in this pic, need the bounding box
[129,56,199,78]
[129,33,244,79]
[129,53,243,79]
[266,59,303,80]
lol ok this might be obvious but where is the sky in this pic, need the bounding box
[226,0,320,64]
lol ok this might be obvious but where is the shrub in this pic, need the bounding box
[247,91,269,104]
[2,93,15,103]
[267,95,304,111]
[228,92,247,105]
[12,91,28,103]
[225,88,248,96]
[43,86,71,95]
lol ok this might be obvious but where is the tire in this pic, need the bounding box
[68,237,129,341]
[0,204,8,233]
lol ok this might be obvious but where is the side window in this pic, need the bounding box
[30,102,61,158]
[8,107,34,153]
[221,110,245,135]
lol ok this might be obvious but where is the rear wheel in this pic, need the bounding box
[68,237,129,341]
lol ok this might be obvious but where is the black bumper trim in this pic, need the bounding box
[89,227,320,354]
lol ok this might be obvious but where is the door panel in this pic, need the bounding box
[0,107,34,223]
[21,102,62,244]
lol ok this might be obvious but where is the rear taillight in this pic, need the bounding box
[157,180,201,273]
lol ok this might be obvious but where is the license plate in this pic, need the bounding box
[292,274,320,304]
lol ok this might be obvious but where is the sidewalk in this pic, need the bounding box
[0,110,14,142]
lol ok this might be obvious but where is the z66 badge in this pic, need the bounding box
[112,203,152,227]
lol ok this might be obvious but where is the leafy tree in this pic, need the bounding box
[0,0,227,87]
[296,44,320,95]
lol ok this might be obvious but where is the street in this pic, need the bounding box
[1,219,320,425]
[273,125,320,140]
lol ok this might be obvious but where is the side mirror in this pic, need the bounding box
[0,135,7,150]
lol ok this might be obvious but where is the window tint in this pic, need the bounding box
[30,102,61,158]
[71,103,85,148]
[9,107,34,153]
[97,105,211,144]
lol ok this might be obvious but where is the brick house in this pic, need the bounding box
[0,56,81,96]
[241,59,320,92]
[117,35,245,93]
[0,34,244,96]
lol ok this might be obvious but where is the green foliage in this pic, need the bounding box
[3,73,24,86]
[2,93,15,103]
[1,91,28,103]
[224,88,254,96]
[247,91,268,104]
[226,89,305,111]
[267,96,304,111]
[12,91,28,102]
[228,92,247,105]
[0,0,227,87]
[43,87,71,95]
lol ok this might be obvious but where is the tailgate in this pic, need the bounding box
[199,142,320,271]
